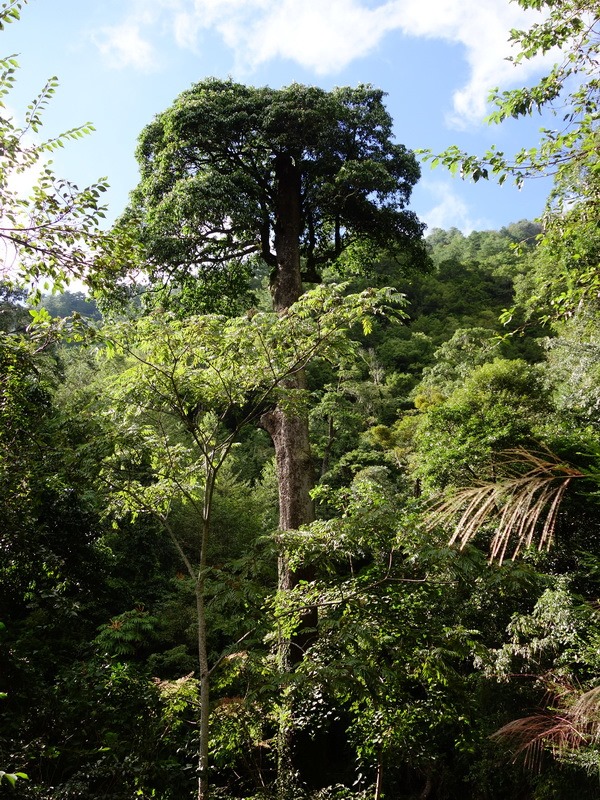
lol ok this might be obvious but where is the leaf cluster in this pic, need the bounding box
[122,79,426,306]
[0,36,113,297]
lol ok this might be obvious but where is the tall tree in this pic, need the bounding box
[120,79,424,796]
[125,80,424,312]
[121,77,424,539]
[100,285,401,800]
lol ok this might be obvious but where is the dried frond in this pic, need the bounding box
[492,711,584,771]
[568,686,600,743]
[153,672,196,694]
[214,696,246,716]
[492,684,600,769]
[429,447,585,562]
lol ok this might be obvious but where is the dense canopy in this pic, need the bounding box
[2,2,600,799]
[125,79,425,311]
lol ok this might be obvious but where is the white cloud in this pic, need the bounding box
[178,0,552,121]
[96,0,555,124]
[419,180,490,234]
[92,20,158,72]
[194,0,403,74]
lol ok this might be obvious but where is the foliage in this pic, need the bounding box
[3,4,600,796]
[39,291,102,321]
[493,686,600,773]
[413,358,550,489]
[0,770,28,787]
[271,467,550,797]
[95,608,160,658]
[100,283,405,532]
[6,210,600,796]
[0,60,110,295]
[422,0,600,320]
[116,79,426,313]
[486,579,600,775]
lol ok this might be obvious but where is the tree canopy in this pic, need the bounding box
[121,79,426,313]
[4,2,600,799]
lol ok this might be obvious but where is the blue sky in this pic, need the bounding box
[2,0,558,235]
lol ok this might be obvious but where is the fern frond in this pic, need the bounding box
[492,685,600,769]
[429,448,585,562]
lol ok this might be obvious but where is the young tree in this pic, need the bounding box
[100,285,402,800]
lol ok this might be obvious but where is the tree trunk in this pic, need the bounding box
[267,150,317,617]
[271,152,303,313]
[419,774,433,800]
[196,470,215,800]
[262,398,315,530]
[374,752,384,800]
[196,575,210,800]
[321,416,335,478]
[263,151,318,800]
[261,395,317,663]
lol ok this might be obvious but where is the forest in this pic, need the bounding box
[1,1,599,798]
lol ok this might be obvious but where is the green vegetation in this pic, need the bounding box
[1,1,599,798]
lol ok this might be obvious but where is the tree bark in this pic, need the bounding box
[419,773,433,800]
[374,752,384,800]
[263,151,318,800]
[196,574,210,800]
[271,153,303,313]
[261,398,315,530]
[196,469,215,800]
[267,149,316,556]
[321,416,335,478]
[261,391,317,667]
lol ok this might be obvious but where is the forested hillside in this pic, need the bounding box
[1,1,599,799]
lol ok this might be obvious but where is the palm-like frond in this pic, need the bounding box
[430,448,585,562]
[492,686,600,770]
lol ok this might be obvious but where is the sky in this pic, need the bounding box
[1,0,559,236]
